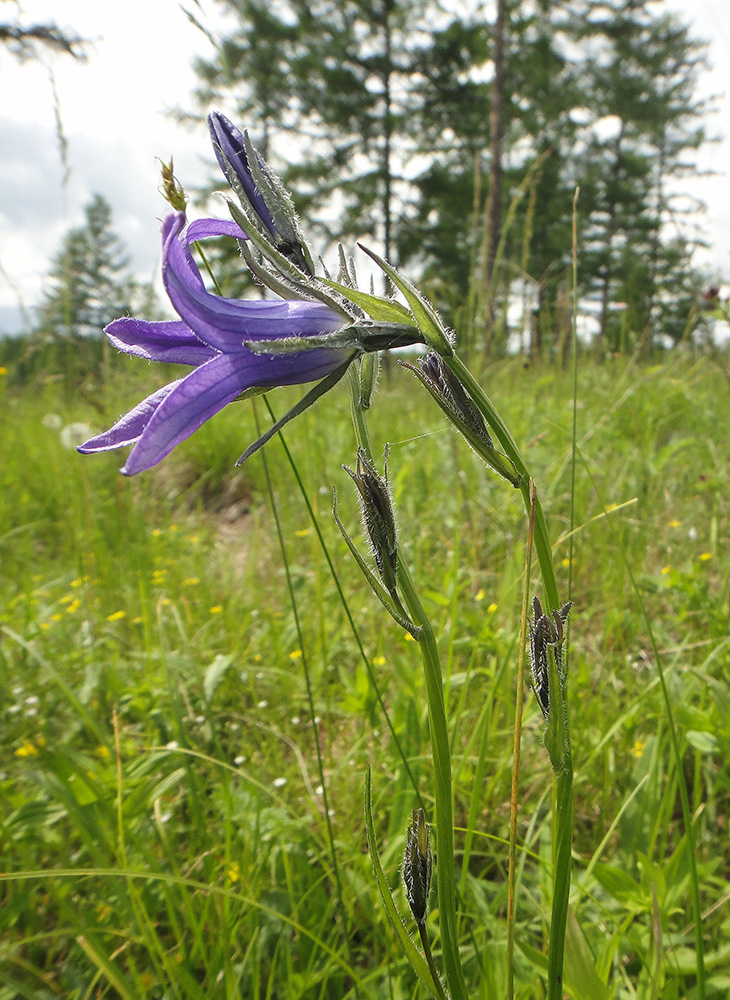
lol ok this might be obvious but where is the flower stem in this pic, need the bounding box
[397,559,470,1000]
[442,353,571,998]
[419,924,449,1000]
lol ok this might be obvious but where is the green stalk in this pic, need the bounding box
[442,353,570,999]
[346,367,469,1000]
[396,559,470,1000]
[443,354,559,612]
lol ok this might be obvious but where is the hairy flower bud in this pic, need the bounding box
[402,808,433,926]
[528,597,572,720]
[344,449,398,596]
[208,112,312,275]
[528,597,573,775]
[400,353,521,487]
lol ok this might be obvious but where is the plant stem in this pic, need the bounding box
[444,354,559,611]
[397,558,470,1000]
[419,924,449,1000]
[443,353,571,999]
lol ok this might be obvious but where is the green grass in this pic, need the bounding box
[1,346,729,998]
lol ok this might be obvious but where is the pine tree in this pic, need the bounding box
[37,194,153,342]
[574,0,710,354]
[194,0,434,266]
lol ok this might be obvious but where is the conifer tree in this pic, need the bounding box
[574,0,710,353]
[37,194,155,341]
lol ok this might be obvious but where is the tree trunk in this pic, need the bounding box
[597,125,624,357]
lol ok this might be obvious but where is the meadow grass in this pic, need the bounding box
[1,345,729,998]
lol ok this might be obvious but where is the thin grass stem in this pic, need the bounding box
[580,453,706,1000]
[507,480,537,1000]
[253,402,356,990]
[260,394,425,812]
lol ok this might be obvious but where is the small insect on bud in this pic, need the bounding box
[158,158,187,212]
[403,808,433,926]
[344,448,398,597]
[528,596,572,721]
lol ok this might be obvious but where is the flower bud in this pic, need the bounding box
[401,353,521,487]
[528,597,573,775]
[402,808,433,926]
[344,449,398,597]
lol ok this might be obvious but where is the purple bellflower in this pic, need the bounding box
[208,112,312,275]
[77,211,356,476]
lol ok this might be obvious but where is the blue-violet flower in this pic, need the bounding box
[78,212,354,475]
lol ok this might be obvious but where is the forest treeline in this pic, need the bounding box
[10,0,718,361]
[187,0,714,356]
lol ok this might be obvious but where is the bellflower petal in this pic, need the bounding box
[106,318,215,366]
[77,382,183,453]
[121,346,353,476]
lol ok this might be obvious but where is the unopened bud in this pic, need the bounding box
[402,808,432,926]
[401,353,521,487]
[528,597,572,720]
[528,597,573,775]
[344,449,398,596]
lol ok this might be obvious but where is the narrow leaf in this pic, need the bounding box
[236,360,353,466]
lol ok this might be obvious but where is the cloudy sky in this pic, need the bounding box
[1,0,730,334]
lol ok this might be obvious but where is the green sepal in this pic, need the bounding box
[357,244,453,356]
[321,277,415,325]
[235,360,354,466]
